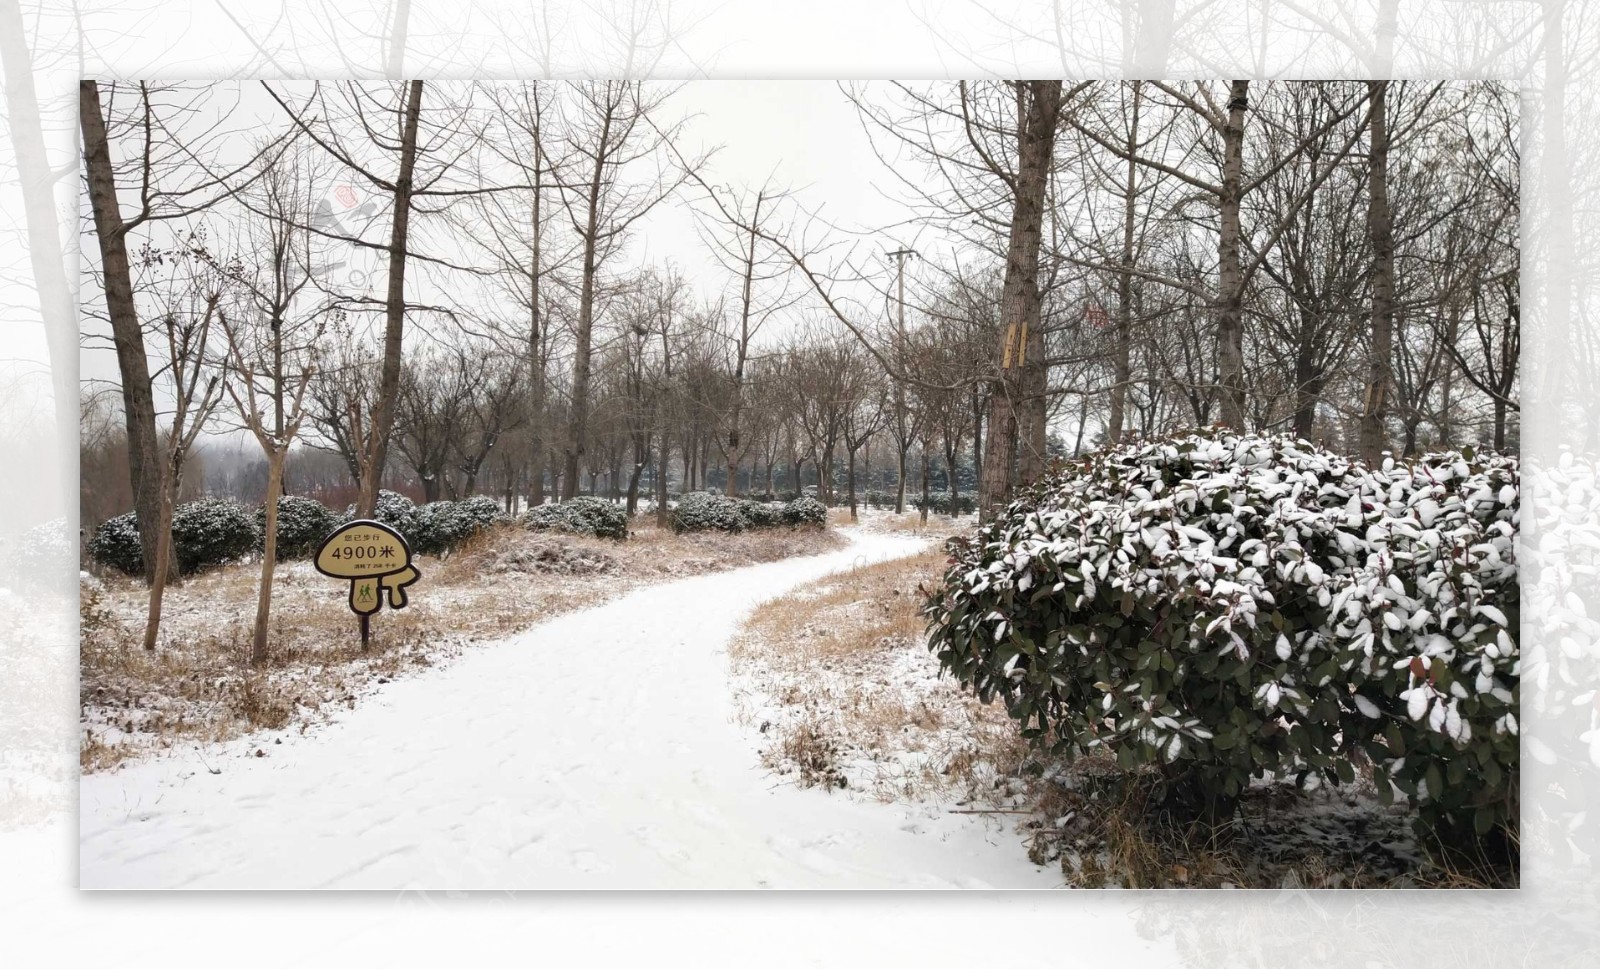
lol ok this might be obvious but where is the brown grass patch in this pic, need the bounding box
[732,543,1486,888]
[1017,762,1485,888]
[82,519,844,772]
[731,548,1029,803]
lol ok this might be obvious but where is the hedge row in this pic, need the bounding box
[923,429,1519,849]
[89,497,261,576]
[88,491,510,575]
[669,493,826,533]
[522,496,630,540]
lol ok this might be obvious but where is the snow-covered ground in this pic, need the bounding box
[79,528,1061,889]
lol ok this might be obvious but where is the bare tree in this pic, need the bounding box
[839,348,886,521]
[469,82,576,507]
[1359,80,1396,463]
[79,80,274,582]
[218,149,331,665]
[976,80,1063,516]
[266,81,492,517]
[135,235,228,651]
[551,81,697,500]
[694,179,796,497]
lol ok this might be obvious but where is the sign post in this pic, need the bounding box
[314,520,420,651]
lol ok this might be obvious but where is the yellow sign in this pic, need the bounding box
[314,520,420,617]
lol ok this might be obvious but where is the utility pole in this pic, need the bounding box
[888,247,918,513]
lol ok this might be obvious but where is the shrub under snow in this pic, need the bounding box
[923,429,1518,844]
[257,495,340,561]
[345,489,422,539]
[90,498,262,576]
[670,492,749,533]
[413,495,507,555]
[739,498,787,529]
[86,513,144,575]
[782,496,828,528]
[172,498,261,574]
[523,496,629,540]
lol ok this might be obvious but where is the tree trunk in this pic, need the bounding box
[971,386,984,506]
[80,81,170,585]
[140,462,180,652]
[1216,80,1250,432]
[563,106,614,500]
[846,447,858,521]
[1072,393,1088,456]
[527,150,547,508]
[862,437,873,500]
[920,446,932,525]
[1291,331,1324,440]
[821,442,837,504]
[945,440,960,508]
[358,79,424,517]
[1359,80,1394,465]
[1107,81,1141,445]
[1438,303,1459,447]
[1016,307,1050,485]
[979,80,1060,520]
[894,445,909,513]
[654,420,671,529]
[1401,419,1421,457]
[248,450,286,666]
[626,430,648,514]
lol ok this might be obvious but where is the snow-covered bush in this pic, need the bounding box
[739,498,786,529]
[90,498,262,576]
[344,489,421,538]
[523,496,629,540]
[1339,448,1519,844]
[413,495,507,555]
[782,496,828,528]
[923,429,1518,843]
[256,495,339,560]
[173,498,261,574]
[87,513,143,575]
[671,491,749,533]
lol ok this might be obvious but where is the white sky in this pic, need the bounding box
[80,81,917,394]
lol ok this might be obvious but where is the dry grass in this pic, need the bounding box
[728,539,1507,889]
[730,548,1030,804]
[81,520,844,772]
[1017,762,1506,888]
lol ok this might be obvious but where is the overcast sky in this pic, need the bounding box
[80,81,915,397]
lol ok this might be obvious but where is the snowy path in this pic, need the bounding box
[80,529,1061,889]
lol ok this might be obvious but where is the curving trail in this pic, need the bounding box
[80,528,1062,890]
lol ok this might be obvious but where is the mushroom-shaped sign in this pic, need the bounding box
[314,520,421,618]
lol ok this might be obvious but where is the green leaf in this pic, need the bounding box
[1474,804,1494,837]
[1373,767,1394,806]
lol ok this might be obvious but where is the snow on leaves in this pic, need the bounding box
[923,429,1519,842]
